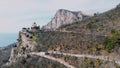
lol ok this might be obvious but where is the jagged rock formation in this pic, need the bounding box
[42,9,92,30]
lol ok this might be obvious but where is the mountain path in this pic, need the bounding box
[47,51,120,65]
[30,51,120,68]
[31,52,75,68]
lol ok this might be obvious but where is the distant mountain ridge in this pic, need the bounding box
[42,9,92,30]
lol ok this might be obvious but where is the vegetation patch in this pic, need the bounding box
[86,18,99,28]
[32,32,39,43]
[103,30,120,52]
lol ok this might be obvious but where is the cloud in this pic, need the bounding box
[0,0,120,33]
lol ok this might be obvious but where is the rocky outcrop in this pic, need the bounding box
[42,9,92,30]
[3,23,42,66]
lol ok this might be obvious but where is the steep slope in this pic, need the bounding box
[55,5,120,53]
[1,4,120,68]
[42,9,92,30]
[40,5,120,55]
[0,44,14,66]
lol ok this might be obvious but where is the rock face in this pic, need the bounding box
[42,9,92,30]
[4,23,41,65]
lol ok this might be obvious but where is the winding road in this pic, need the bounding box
[31,52,75,68]
[30,51,120,68]
[47,51,120,65]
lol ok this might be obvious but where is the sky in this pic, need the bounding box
[0,0,120,33]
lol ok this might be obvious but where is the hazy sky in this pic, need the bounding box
[0,0,120,33]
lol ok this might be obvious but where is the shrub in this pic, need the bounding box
[84,58,94,68]
[104,37,116,52]
[93,42,99,51]
[103,30,120,52]
[32,32,39,43]
[87,18,99,28]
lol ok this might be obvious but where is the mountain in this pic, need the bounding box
[1,4,120,68]
[42,9,92,30]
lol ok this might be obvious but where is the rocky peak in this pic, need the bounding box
[42,9,92,30]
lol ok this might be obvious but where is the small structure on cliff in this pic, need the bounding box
[31,22,40,32]
[18,22,40,42]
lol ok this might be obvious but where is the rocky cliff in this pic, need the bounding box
[7,23,41,64]
[42,9,92,30]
